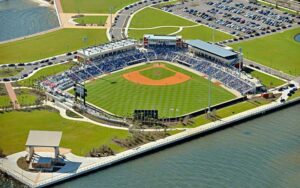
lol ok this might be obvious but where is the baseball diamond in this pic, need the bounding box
[82,62,236,118]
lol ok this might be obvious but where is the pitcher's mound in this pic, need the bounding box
[123,64,191,86]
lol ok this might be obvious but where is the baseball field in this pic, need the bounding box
[81,62,236,118]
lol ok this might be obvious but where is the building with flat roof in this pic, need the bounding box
[78,39,137,58]
[185,40,241,66]
[143,34,183,47]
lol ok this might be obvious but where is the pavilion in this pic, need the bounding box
[25,130,62,169]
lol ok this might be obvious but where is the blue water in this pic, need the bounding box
[52,104,300,188]
[295,34,300,43]
[1,1,300,187]
[0,0,59,42]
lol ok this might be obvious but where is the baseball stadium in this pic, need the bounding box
[42,36,262,125]
[1,0,300,187]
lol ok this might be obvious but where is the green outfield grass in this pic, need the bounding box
[0,29,108,64]
[80,62,235,118]
[244,68,286,89]
[0,109,129,156]
[176,25,233,42]
[130,7,195,28]
[16,62,75,87]
[140,67,175,80]
[128,27,179,40]
[74,16,108,25]
[61,0,138,13]
[0,68,23,78]
[230,28,300,76]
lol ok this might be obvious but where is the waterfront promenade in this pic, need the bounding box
[1,93,299,188]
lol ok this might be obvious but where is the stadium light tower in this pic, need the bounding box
[212,27,215,44]
[238,47,243,78]
[208,74,212,113]
[109,6,114,38]
[82,36,88,65]
[211,11,216,44]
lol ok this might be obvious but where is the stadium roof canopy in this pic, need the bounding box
[78,39,136,58]
[186,40,237,58]
[144,34,181,40]
[26,130,62,147]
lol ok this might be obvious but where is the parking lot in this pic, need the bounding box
[159,0,300,41]
[0,52,77,82]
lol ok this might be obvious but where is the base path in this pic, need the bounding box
[4,83,20,109]
[123,64,191,86]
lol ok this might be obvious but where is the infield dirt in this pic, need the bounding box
[122,64,191,86]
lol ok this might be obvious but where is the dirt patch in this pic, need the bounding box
[123,64,191,86]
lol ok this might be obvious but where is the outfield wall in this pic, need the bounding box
[159,96,247,121]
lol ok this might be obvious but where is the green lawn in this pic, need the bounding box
[0,29,108,64]
[0,109,129,156]
[79,62,235,118]
[74,16,108,26]
[0,68,23,78]
[61,0,138,13]
[15,89,39,106]
[258,0,298,15]
[140,67,175,80]
[16,62,75,87]
[0,84,11,108]
[129,8,232,42]
[130,7,196,28]
[0,96,11,108]
[176,98,273,128]
[230,27,300,76]
[128,27,179,40]
[288,90,300,101]
[244,68,286,89]
[177,25,233,42]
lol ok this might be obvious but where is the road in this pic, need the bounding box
[0,53,77,82]
[110,1,158,40]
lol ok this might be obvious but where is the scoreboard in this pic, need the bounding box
[134,110,158,120]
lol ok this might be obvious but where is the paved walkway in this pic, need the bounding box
[4,83,20,110]
[128,24,200,30]
[243,58,295,81]
[45,101,187,132]
[2,93,300,188]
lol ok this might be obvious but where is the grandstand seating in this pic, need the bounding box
[42,46,256,96]
[40,44,260,122]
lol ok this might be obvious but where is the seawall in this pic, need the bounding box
[1,97,300,188]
